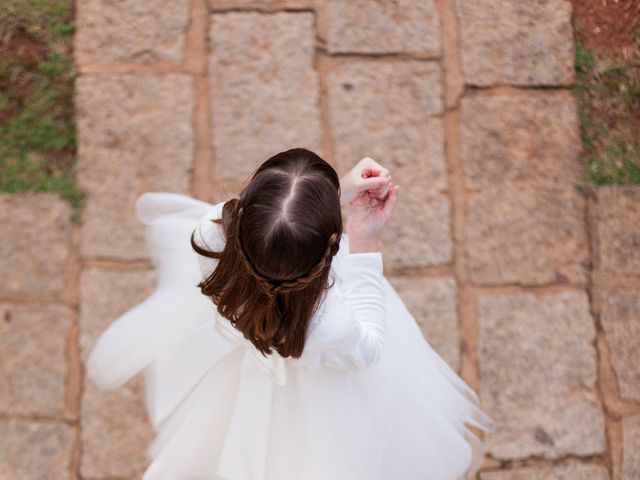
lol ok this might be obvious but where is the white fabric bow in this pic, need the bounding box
[213,315,287,480]
[214,315,288,387]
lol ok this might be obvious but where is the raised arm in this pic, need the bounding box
[304,168,399,370]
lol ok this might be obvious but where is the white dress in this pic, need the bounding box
[87,192,494,480]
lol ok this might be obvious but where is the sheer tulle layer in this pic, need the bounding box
[87,193,494,480]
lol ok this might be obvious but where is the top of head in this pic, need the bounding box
[236,148,343,285]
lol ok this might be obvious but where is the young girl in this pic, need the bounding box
[87,148,494,480]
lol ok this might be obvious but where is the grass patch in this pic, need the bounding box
[0,0,83,221]
[573,40,640,187]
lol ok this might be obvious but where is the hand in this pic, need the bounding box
[347,183,400,252]
[339,157,392,205]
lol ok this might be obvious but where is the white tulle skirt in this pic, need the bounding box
[86,193,495,480]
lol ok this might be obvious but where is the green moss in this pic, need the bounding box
[574,41,640,187]
[0,0,75,42]
[575,42,596,82]
[587,144,640,186]
[0,0,83,221]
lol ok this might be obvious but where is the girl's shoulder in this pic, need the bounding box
[194,199,228,252]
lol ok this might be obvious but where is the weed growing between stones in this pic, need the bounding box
[573,39,640,187]
[0,0,83,221]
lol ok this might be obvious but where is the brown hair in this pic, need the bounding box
[191,148,343,358]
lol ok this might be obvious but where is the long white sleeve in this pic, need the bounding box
[87,193,220,391]
[316,251,386,370]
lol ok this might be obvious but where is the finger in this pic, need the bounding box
[358,176,389,192]
[361,167,382,178]
[360,157,389,178]
[381,185,399,217]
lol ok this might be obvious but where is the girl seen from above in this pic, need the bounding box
[87,147,495,480]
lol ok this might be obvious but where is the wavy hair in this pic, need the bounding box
[191,148,343,358]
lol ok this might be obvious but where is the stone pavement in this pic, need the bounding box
[1,0,639,479]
